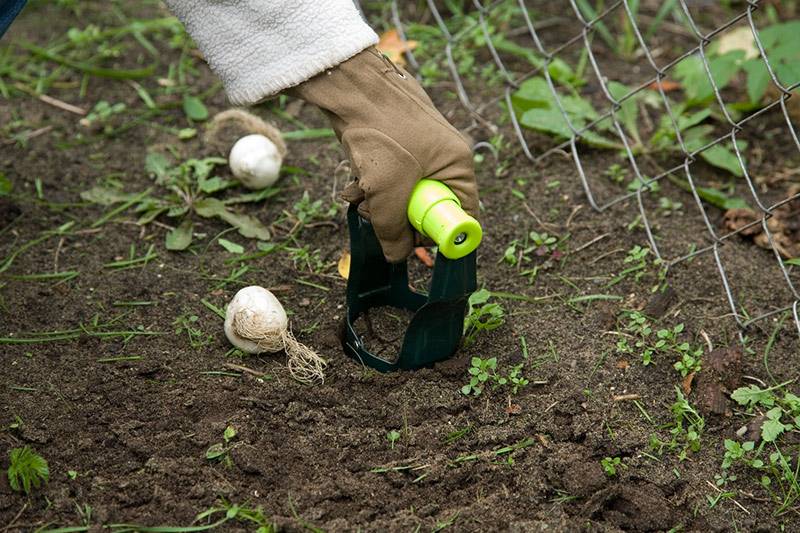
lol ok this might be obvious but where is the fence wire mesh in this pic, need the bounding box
[383,0,800,345]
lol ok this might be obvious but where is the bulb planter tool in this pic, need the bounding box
[341,179,479,372]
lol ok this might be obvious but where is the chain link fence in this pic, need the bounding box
[376,0,800,346]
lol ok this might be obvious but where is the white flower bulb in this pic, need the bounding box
[228,134,283,189]
[224,286,287,354]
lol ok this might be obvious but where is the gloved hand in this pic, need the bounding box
[286,47,479,263]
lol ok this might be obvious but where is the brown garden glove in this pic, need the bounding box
[286,47,479,263]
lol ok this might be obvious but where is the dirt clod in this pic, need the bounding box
[693,347,743,416]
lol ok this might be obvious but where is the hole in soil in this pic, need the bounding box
[353,306,416,362]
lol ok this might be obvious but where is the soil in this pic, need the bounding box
[1,2,799,532]
[352,306,417,362]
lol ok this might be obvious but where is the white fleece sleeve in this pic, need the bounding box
[163,0,379,106]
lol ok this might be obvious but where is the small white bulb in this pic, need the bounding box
[224,286,288,354]
[228,134,283,189]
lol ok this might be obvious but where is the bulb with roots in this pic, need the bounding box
[224,286,326,383]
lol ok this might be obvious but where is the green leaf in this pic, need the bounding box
[786,258,800,266]
[205,443,227,460]
[178,127,197,140]
[699,141,747,177]
[223,425,237,443]
[145,152,171,180]
[165,220,193,251]
[194,198,271,241]
[731,385,776,408]
[743,59,771,104]
[7,446,49,494]
[80,185,138,205]
[761,407,790,442]
[218,238,244,254]
[198,175,234,194]
[0,172,11,196]
[182,94,209,121]
[608,81,641,144]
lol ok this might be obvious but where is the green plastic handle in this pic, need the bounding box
[407,179,482,259]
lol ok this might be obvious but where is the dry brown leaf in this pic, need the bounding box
[377,28,418,67]
[616,359,630,370]
[682,371,695,395]
[717,26,759,59]
[338,250,351,279]
[647,79,682,92]
[414,247,434,268]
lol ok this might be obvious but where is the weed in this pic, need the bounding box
[463,289,505,346]
[205,425,238,467]
[174,312,213,348]
[616,311,702,368]
[507,363,530,394]
[601,456,626,477]
[291,190,338,228]
[462,356,504,397]
[651,388,705,461]
[386,430,401,450]
[7,446,49,494]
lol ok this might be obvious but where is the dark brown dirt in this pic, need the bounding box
[1,2,799,532]
[353,306,416,362]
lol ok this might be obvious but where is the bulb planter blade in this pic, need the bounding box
[341,180,479,372]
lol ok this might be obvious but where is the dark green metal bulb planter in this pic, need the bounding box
[341,180,481,372]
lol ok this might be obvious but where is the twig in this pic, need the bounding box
[591,248,626,264]
[613,394,641,402]
[2,502,28,532]
[53,236,64,272]
[705,480,750,515]
[571,233,609,255]
[223,363,268,378]
[38,94,87,115]
[699,330,713,352]
[565,205,583,228]
[2,125,53,145]
[523,201,560,232]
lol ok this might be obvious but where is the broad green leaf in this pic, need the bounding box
[195,198,271,241]
[699,142,746,177]
[178,128,197,140]
[694,185,749,210]
[198,175,234,194]
[731,385,775,408]
[187,157,226,181]
[512,77,553,111]
[743,59,771,104]
[0,172,11,196]
[182,94,209,121]
[608,81,640,144]
[80,185,137,205]
[761,407,790,443]
[785,258,800,267]
[218,238,244,254]
[145,152,171,181]
[520,107,573,139]
[165,219,193,251]
[205,443,226,460]
[678,109,712,131]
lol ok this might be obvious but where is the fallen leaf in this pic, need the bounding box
[338,250,351,279]
[646,79,682,92]
[717,26,759,60]
[377,28,418,67]
[616,359,630,370]
[414,247,434,268]
[682,371,695,395]
[506,403,522,415]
